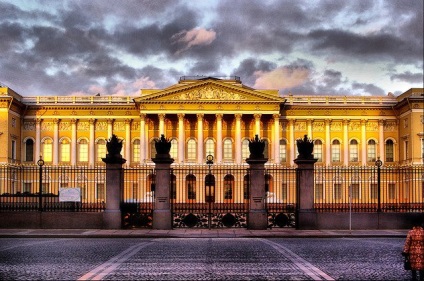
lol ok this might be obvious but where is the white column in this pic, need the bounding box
[216,114,223,164]
[89,119,95,167]
[254,114,261,136]
[197,114,204,163]
[378,119,385,161]
[139,114,146,164]
[35,119,41,162]
[343,119,349,166]
[107,119,113,139]
[53,119,59,165]
[235,114,242,164]
[125,119,131,165]
[307,119,312,138]
[325,119,331,166]
[178,114,185,163]
[289,119,295,165]
[273,114,280,164]
[158,114,165,137]
[361,119,367,165]
[71,119,77,166]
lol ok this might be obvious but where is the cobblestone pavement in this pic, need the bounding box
[0,237,411,280]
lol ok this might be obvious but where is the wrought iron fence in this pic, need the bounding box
[171,165,249,228]
[0,164,106,212]
[313,165,424,212]
[122,166,155,228]
[265,165,297,228]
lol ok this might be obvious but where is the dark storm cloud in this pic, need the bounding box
[352,82,385,95]
[308,29,419,63]
[390,71,424,84]
[231,59,277,87]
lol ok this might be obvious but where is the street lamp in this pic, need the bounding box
[205,155,215,229]
[37,155,45,212]
[375,157,383,212]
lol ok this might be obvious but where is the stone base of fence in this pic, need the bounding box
[152,209,172,230]
[297,210,318,230]
[247,210,268,229]
[103,210,121,229]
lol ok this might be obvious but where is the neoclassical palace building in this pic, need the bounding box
[0,76,423,167]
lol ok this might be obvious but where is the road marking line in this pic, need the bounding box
[259,238,335,281]
[78,241,154,280]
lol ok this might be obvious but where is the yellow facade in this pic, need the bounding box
[0,77,423,167]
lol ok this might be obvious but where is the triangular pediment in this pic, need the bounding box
[135,80,284,103]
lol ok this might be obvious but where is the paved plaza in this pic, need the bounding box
[0,230,412,280]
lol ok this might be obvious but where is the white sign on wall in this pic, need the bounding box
[59,188,81,202]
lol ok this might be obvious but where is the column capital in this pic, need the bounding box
[139,113,146,120]
[158,113,166,120]
[378,119,385,125]
[343,119,350,125]
[196,113,204,120]
[53,118,60,124]
[216,113,223,120]
[36,118,42,125]
[125,118,132,125]
[89,118,96,125]
[254,113,261,120]
[235,113,242,120]
[177,113,185,120]
[70,118,78,124]
[107,119,114,124]
[273,114,280,120]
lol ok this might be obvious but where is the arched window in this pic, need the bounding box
[242,139,250,160]
[186,174,196,201]
[42,138,53,162]
[132,139,140,162]
[331,139,340,162]
[367,139,376,162]
[205,138,215,159]
[243,174,249,200]
[223,139,233,161]
[60,138,71,163]
[25,139,34,162]
[170,139,178,160]
[349,139,359,162]
[224,174,234,201]
[313,140,322,162]
[78,139,88,162]
[96,139,106,162]
[187,138,196,161]
[385,139,394,162]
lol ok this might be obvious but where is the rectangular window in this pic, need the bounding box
[370,183,378,200]
[421,139,424,161]
[133,142,140,162]
[315,184,323,200]
[43,143,53,162]
[332,145,340,162]
[388,183,396,200]
[386,142,394,162]
[334,183,342,200]
[280,141,287,163]
[351,184,360,200]
[42,183,50,194]
[79,143,88,162]
[187,183,196,200]
[97,144,106,162]
[404,141,409,161]
[61,143,70,162]
[350,146,358,162]
[224,184,233,200]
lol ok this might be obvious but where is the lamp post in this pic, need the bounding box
[375,157,383,212]
[205,154,214,229]
[37,156,45,212]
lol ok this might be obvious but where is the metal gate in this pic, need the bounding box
[121,167,155,228]
[265,166,297,228]
[171,165,249,228]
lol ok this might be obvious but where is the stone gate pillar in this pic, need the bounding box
[246,135,268,230]
[294,135,318,230]
[102,135,126,229]
[152,135,174,229]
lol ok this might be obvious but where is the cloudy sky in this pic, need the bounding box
[0,0,422,97]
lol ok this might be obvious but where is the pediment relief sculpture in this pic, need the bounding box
[171,86,248,101]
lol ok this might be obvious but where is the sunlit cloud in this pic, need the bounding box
[172,27,216,54]
[253,67,311,90]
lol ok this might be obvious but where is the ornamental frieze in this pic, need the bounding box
[77,121,89,131]
[171,86,247,100]
[96,121,107,131]
[366,121,378,131]
[59,122,71,131]
[113,121,125,131]
[313,121,325,132]
[384,121,396,131]
[330,121,342,131]
[23,121,35,131]
[348,121,361,131]
[295,121,306,131]
[131,121,140,131]
[41,122,53,131]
